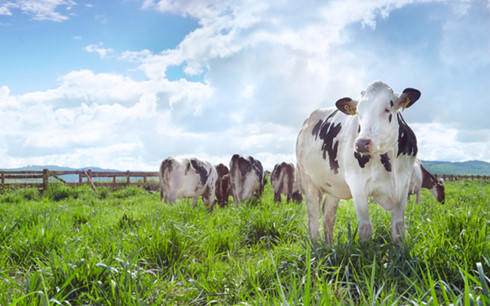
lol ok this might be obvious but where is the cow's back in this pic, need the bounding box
[159,157,217,204]
[296,107,353,199]
[271,162,294,198]
[229,154,264,204]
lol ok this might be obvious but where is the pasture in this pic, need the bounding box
[0,179,488,305]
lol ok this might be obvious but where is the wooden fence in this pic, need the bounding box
[434,174,490,181]
[0,169,160,191]
[0,169,488,191]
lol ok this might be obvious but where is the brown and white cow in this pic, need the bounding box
[229,154,265,205]
[215,163,231,207]
[409,159,445,204]
[159,157,218,209]
[296,81,421,244]
[271,162,303,203]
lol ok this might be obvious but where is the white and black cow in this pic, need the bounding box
[229,154,266,205]
[159,157,218,209]
[296,81,421,243]
[409,159,445,205]
[271,162,302,203]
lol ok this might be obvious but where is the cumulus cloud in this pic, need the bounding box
[0,0,75,21]
[1,0,489,170]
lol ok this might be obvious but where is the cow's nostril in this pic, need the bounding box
[356,139,371,153]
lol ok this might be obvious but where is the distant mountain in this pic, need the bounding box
[421,160,490,176]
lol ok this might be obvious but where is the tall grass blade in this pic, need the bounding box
[477,262,489,299]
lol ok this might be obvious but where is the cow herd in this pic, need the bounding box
[158,81,445,244]
[159,153,293,211]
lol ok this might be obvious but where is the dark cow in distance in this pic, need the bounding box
[296,81,421,244]
[159,157,217,209]
[229,154,266,205]
[409,159,445,204]
[271,162,302,203]
[215,163,231,207]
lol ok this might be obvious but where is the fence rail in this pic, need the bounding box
[0,169,489,191]
[434,174,490,181]
[0,169,160,191]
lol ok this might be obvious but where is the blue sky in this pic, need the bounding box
[0,0,489,170]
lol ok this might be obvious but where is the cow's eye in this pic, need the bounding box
[384,107,390,114]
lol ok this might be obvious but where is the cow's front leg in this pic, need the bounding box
[352,194,372,242]
[323,196,340,244]
[391,202,406,243]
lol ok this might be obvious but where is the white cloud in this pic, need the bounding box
[84,43,114,59]
[412,123,490,162]
[0,0,76,22]
[1,0,489,171]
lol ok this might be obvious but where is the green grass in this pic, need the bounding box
[0,180,488,305]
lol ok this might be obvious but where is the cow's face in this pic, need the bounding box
[336,82,420,154]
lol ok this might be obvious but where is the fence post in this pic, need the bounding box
[79,172,83,185]
[1,172,4,185]
[43,169,49,190]
[126,171,131,185]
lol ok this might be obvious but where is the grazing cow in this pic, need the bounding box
[296,81,421,243]
[271,162,303,203]
[215,163,231,207]
[409,159,445,204]
[159,157,218,209]
[229,154,266,204]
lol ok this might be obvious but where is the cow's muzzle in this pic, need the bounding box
[355,139,372,153]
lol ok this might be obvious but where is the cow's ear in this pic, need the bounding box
[397,88,421,110]
[336,97,358,115]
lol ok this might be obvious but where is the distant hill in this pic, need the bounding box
[0,165,120,172]
[421,160,490,176]
[2,161,489,182]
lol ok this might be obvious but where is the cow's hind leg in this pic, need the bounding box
[323,196,340,244]
[302,176,323,241]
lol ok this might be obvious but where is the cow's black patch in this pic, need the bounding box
[380,153,392,172]
[250,157,264,183]
[161,159,173,174]
[312,119,323,137]
[354,152,371,168]
[390,100,394,107]
[397,113,418,157]
[237,157,251,178]
[388,114,392,123]
[190,158,208,187]
[312,110,341,174]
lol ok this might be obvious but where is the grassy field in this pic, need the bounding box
[0,179,488,305]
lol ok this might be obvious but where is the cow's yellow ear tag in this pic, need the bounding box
[349,106,357,115]
[402,97,411,110]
